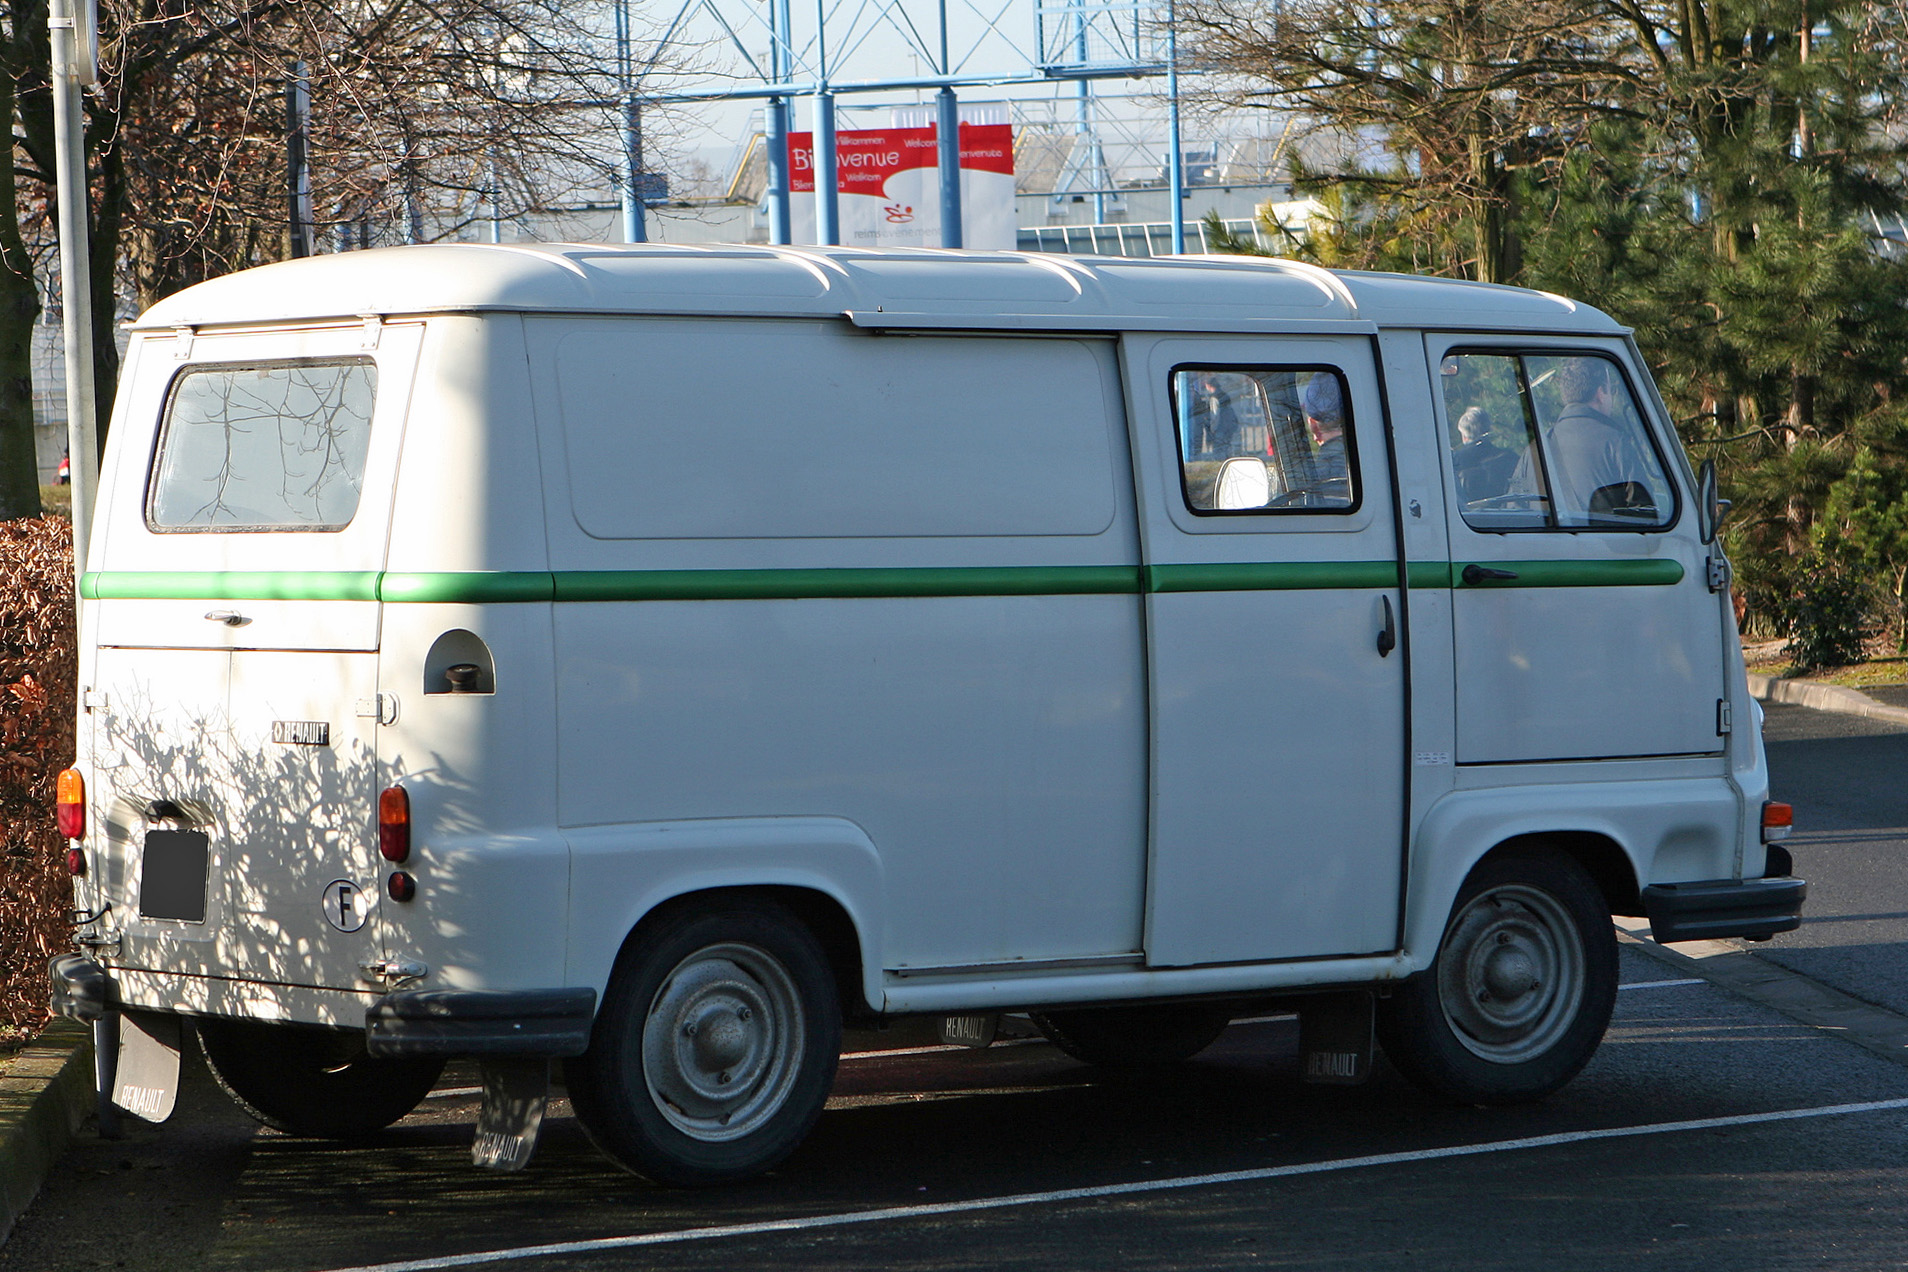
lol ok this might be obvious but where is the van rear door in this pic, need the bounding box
[87,321,420,1008]
[1124,335,1408,967]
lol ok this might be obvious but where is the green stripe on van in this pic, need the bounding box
[1146,561,1398,593]
[379,572,557,603]
[79,558,1684,603]
[80,571,380,601]
[1447,559,1685,588]
[551,565,1144,602]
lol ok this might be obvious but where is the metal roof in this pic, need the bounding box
[133,243,1623,336]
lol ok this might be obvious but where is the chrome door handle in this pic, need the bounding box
[204,610,249,627]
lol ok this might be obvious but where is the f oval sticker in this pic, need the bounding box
[321,879,372,933]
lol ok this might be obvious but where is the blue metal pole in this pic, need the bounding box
[815,93,840,244]
[812,0,839,245]
[766,99,792,244]
[615,0,646,243]
[936,87,962,248]
[1167,0,1185,254]
[623,96,647,242]
[935,0,962,248]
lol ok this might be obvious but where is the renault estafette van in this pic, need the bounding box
[50,244,1803,1182]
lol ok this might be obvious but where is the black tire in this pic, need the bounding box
[565,899,843,1186]
[1377,846,1617,1104]
[195,1018,444,1138]
[1030,1003,1232,1068]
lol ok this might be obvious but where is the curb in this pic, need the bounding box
[0,1018,94,1247]
[1615,919,1908,1072]
[1745,673,1908,726]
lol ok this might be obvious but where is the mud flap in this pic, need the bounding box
[472,1059,549,1171]
[1299,991,1374,1085]
[111,1010,183,1123]
[938,1014,999,1048]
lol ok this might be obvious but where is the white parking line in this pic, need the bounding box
[1618,979,1705,991]
[315,1095,1908,1272]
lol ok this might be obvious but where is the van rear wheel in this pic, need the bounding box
[1377,846,1616,1103]
[566,900,842,1186]
[1030,1004,1232,1068]
[195,1019,444,1138]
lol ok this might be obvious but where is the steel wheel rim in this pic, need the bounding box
[641,942,806,1142]
[1437,883,1585,1064]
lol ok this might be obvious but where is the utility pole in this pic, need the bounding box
[48,0,99,583]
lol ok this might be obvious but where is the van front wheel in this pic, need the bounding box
[1377,847,1616,1103]
[566,901,842,1186]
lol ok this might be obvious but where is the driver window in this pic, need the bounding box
[1172,366,1358,514]
[1440,350,1674,531]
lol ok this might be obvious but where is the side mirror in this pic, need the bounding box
[1696,458,1731,544]
[1213,456,1272,510]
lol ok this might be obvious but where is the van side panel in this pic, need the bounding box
[531,318,1148,982]
[375,315,567,994]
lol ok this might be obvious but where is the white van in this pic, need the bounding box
[50,244,1803,1182]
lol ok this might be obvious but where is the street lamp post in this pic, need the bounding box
[48,0,99,584]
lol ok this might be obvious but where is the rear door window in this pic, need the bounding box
[147,358,378,532]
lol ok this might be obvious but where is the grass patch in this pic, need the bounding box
[1743,640,1908,688]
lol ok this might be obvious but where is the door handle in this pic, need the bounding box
[1460,564,1520,586]
[1377,595,1396,657]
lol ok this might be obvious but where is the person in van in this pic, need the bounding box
[1450,406,1516,504]
[1514,356,1659,524]
[1275,373,1351,508]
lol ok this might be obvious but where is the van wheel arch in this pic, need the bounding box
[610,885,871,1024]
[1487,832,1641,919]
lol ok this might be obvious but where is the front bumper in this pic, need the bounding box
[364,988,598,1059]
[1642,876,1807,944]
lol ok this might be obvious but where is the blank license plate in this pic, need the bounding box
[139,830,209,923]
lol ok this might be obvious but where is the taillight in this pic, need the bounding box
[1762,800,1793,843]
[65,847,85,876]
[378,785,410,862]
[56,768,84,840]
[387,871,416,902]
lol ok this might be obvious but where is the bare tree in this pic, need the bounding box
[2,0,667,510]
[1177,0,1639,283]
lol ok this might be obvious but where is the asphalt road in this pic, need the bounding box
[1759,701,1908,1015]
[7,704,1908,1272]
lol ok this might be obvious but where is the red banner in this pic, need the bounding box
[788,124,1014,194]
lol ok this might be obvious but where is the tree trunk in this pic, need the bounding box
[0,62,42,519]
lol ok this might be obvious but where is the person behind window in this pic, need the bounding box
[1514,358,1655,525]
[1450,406,1516,504]
[1185,373,1244,460]
[1302,375,1348,486]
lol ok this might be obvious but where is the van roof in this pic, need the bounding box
[134,243,1625,336]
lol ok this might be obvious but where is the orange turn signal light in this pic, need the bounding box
[1762,800,1793,842]
[378,785,410,863]
[56,769,84,840]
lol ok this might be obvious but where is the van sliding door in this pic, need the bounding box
[1124,335,1407,967]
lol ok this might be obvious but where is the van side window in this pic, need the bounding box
[1439,351,1674,531]
[1171,366,1358,514]
[147,359,378,532]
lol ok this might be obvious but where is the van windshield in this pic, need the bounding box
[147,358,378,532]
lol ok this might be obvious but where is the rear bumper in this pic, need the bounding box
[364,988,598,1059]
[1642,876,1807,944]
[48,953,111,1022]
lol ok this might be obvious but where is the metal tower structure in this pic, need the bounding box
[621,0,1181,248]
